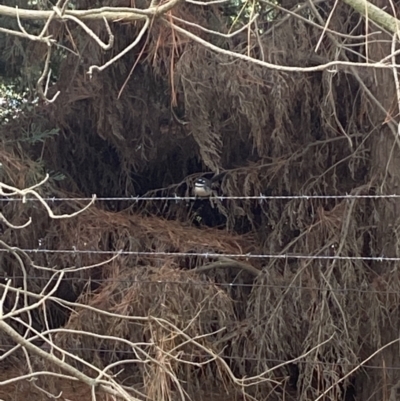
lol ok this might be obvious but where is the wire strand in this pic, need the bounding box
[0,247,395,262]
[0,343,395,370]
[0,276,394,294]
[1,194,400,202]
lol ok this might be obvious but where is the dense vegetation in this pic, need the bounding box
[0,0,400,400]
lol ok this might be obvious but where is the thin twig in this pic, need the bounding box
[163,18,399,72]
[88,18,150,76]
[0,1,183,21]
[36,46,60,103]
[0,320,138,401]
[0,174,96,219]
[0,26,54,43]
[53,7,114,50]
[0,212,31,228]
[171,13,259,38]
[194,256,261,276]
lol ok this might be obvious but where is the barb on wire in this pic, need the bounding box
[0,276,394,294]
[1,193,400,202]
[0,247,394,262]
[0,174,96,219]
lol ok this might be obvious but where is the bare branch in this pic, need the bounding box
[314,338,400,401]
[340,0,400,33]
[0,1,183,22]
[186,0,230,4]
[88,17,150,76]
[171,13,259,38]
[0,212,31,228]
[0,371,79,386]
[36,46,60,103]
[0,319,139,401]
[53,8,114,50]
[194,256,261,276]
[163,18,399,72]
[0,26,55,43]
[0,174,96,219]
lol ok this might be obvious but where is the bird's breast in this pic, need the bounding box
[194,186,211,197]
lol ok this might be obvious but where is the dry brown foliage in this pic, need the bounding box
[1,0,400,400]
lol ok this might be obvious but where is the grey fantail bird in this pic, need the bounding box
[193,172,227,197]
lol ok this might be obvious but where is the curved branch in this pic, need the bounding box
[164,18,399,72]
[0,174,96,219]
[88,17,150,76]
[194,256,261,276]
[340,0,400,33]
[0,1,183,22]
[0,320,139,401]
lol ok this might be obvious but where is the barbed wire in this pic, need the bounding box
[1,193,400,202]
[0,343,395,370]
[0,275,394,294]
[0,247,395,262]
